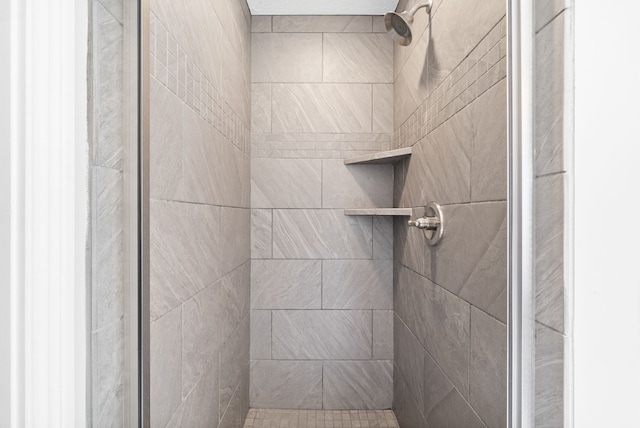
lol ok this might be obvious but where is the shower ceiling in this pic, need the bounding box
[247,0,399,15]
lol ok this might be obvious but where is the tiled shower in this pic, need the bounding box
[140,0,518,426]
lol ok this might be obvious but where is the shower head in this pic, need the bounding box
[384,0,433,46]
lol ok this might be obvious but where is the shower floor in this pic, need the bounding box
[243,409,399,428]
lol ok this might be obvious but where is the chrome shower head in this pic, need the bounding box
[384,0,433,46]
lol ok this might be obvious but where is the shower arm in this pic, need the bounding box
[407,0,433,18]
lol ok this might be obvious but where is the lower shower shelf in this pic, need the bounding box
[344,208,413,216]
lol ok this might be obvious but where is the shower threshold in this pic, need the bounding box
[244,409,400,427]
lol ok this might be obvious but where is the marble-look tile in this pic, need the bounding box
[394,216,429,277]
[220,207,251,276]
[373,310,394,359]
[430,202,508,323]
[372,16,387,33]
[91,320,124,427]
[393,365,428,428]
[150,307,182,428]
[272,209,373,259]
[271,310,372,360]
[535,0,570,31]
[423,351,486,428]
[250,310,271,360]
[401,112,472,206]
[97,0,122,23]
[251,33,322,83]
[323,33,393,83]
[251,260,322,309]
[251,83,271,133]
[395,265,470,396]
[535,173,566,333]
[373,84,394,134]
[322,260,393,309]
[470,307,507,428]
[150,201,220,320]
[271,84,372,133]
[251,15,272,32]
[220,316,250,417]
[272,16,372,33]
[471,79,507,202]
[321,160,393,209]
[150,77,183,200]
[373,217,394,260]
[535,12,570,176]
[182,263,249,397]
[535,322,565,428]
[251,209,272,259]
[165,357,220,428]
[92,166,124,331]
[220,32,251,125]
[252,158,322,208]
[323,361,393,409]
[218,381,246,428]
[250,360,323,409]
[394,315,425,406]
[93,1,123,169]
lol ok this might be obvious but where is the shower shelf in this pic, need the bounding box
[344,208,412,216]
[344,147,412,165]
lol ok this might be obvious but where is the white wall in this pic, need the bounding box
[574,1,640,425]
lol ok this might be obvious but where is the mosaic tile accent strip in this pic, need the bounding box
[393,17,507,149]
[251,133,392,159]
[150,12,250,154]
[243,409,400,428]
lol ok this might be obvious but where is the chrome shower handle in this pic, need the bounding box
[407,216,440,230]
[407,201,444,246]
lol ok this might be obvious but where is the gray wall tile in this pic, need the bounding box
[322,260,393,309]
[271,84,372,133]
[220,208,251,276]
[251,209,272,259]
[272,210,373,259]
[470,307,507,428]
[150,307,182,427]
[373,217,394,260]
[373,310,394,359]
[323,361,393,409]
[272,310,372,360]
[535,322,565,427]
[323,33,393,83]
[393,366,428,428]
[251,260,322,309]
[91,321,124,426]
[535,0,570,31]
[252,158,322,208]
[251,16,272,32]
[251,83,271,133]
[250,310,271,360]
[220,316,250,416]
[321,160,393,209]
[272,16,372,33]
[251,33,322,82]
[373,84,394,133]
[250,360,323,409]
[394,316,425,406]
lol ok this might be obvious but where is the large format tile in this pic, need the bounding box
[251,16,272,33]
[323,33,393,83]
[150,201,220,320]
[220,316,250,417]
[321,160,393,209]
[181,264,249,397]
[220,207,250,276]
[251,33,323,83]
[150,77,183,200]
[322,260,393,309]
[395,265,470,395]
[323,361,393,409]
[470,307,507,428]
[250,360,323,409]
[252,158,322,208]
[394,316,425,407]
[250,310,271,360]
[373,84,394,134]
[271,310,372,360]
[373,217,394,260]
[272,16,372,33]
[430,202,508,323]
[91,320,124,427]
[272,84,372,133]
[471,79,507,202]
[535,0,570,31]
[251,209,272,259]
[373,310,394,359]
[251,83,271,133]
[535,322,565,428]
[251,260,321,309]
[150,307,182,428]
[423,351,486,428]
[272,209,373,259]
[535,173,566,333]
[393,365,428,428]
[535,11,570,176]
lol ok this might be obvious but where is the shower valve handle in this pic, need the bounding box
[408,216,440,230]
